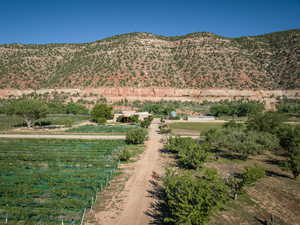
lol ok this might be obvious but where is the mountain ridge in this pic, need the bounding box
[0,29,299,89]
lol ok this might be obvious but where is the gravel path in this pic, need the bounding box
[0,134,125,140]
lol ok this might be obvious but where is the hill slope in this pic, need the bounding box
[0,29,299,89]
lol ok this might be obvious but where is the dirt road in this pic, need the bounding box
[96,119,164,225]
[0,134,125,140]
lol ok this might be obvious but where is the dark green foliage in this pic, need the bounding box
[131,115,139,123]
[47,101,88,114]
[276,125,300,154]
[275,125,300,178]
[223,120,245,129]
[91,104,113,123]
[210,100,264,117]
[6,98,48,127]
[45,101,67,114]
[96,117,107,124]
[165,137,210,169]
[119,148,131,161]
[277,98,300,114]
[165,136,194,153]
[126,128,148,144]
[65,102,89,114]
[142,104,175,116]
[117,115,139,123]
[205,128,279,159]
[247,112,286,133]
[178,143,210,169]
[140,116,153,128]
[162,170,229,225]
[289,150,300,179]
[241,166,266,186]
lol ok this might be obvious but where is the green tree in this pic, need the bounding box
[276,125,300,154]
[65,103,89,114]
[126,128,148,144]
[247,112,286,133]
[241,165,266,186]
[162,170,229,225]
[91,104,113,123]
[289,150,300,179]
[205,128,279,159]
[178,143,210,169]
[6,99,48,127]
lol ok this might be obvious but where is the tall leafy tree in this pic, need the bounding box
[91,104,113,123]
[6,99,48,127]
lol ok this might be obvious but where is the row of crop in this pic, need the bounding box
[0,139,124,224]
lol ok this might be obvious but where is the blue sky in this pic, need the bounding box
[1,0,299,44]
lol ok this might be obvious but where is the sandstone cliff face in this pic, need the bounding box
[1,87,299,109]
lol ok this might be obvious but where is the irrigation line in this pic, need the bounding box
[80,208,86,225]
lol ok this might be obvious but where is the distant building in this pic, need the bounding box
[187,115,215,121]
[113,111,151,122]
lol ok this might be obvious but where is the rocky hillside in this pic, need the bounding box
[0,29,299,89]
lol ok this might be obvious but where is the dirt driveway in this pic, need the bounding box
[95,119,164,225]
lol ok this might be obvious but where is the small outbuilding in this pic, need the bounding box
[113,111,151,122]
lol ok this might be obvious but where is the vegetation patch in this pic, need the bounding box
[169,122,223,135]
[65,124,139,133]
[0,138,125,224]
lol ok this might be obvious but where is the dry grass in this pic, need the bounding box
[207,152,300,225]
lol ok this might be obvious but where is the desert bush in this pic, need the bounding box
[126,128,148,144]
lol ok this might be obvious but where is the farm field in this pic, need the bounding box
[207,153,300,225]
[0,138,125,224]
[65,124,139,134]
[169,122,224,135]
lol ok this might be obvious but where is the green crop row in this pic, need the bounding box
[0,139,125,224]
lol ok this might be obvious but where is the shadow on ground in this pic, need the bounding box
[144,172,169,225]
